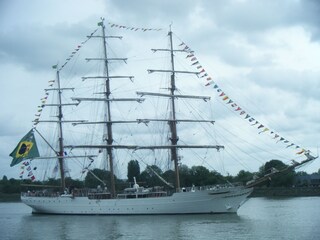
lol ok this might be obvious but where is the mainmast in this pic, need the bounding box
[68,19,143,198]
[168,29,180,190]
[101,19,116,198]
[56,70,66,190]
[137,27,224,192]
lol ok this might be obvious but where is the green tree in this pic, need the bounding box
[162,169,175,188]
[127,160,140,183]
[2,175,8,182]
[140,165,163,187]
[65,177,84,188]
[1,178,20,193]
[208,170,225,185]
[190,166,211,186]
[85,169,117,190]
[224,172,235,184]
[179,164,192,187]
[261,160,295,187]
[234,170,254,185]
[44,178,60,186]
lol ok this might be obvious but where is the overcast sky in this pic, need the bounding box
[1,0,319,180]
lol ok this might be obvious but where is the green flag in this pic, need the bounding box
[97,21,103,26]
[52,64,58,69]
[9,130,40,167]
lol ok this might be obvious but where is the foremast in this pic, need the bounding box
[36,69,80,191]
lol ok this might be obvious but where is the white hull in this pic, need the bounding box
[21,187,252,215]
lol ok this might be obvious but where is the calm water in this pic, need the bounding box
[0,197,320,240]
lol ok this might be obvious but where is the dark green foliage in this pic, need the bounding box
[190,166,211,186]
[234,170,255,185]
[260,159,295,187]
[179,164,192,186]
[187,166,225,186]
[0,159,308,195]
[209,170,225,185]
[127,160,140,183]
[162,169,175,186]
[43,178,60,186]
[2,178,20,193]
[84,169,126,192]
[65,177,84,188]
[84,169,115,189]
[139,165,163,187]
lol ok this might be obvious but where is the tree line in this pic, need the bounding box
[0,159,318,194]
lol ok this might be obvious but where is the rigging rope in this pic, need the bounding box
[176,39,311,156]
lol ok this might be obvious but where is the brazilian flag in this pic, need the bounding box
[9,130,40,167]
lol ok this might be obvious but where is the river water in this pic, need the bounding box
[0,197,319,240]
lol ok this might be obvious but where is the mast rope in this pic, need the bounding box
[57,27,99,72]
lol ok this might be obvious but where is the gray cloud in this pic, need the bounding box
[1,0,320,179]
[0,22,94,71]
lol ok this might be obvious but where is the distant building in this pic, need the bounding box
[295,173,320,187]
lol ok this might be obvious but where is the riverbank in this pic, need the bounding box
[0,193,20,202]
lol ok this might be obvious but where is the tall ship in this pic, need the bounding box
[10,19,317,215]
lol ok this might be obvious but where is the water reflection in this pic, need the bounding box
[2,198,320,240]
[16,213,243,240]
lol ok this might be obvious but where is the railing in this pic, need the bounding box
[21,188,105,198]
[21,183,244,198]
[180,183,243,192]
